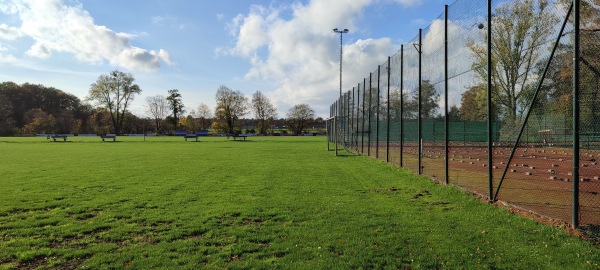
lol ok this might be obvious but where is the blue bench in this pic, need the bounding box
[184,134,199,141]
[101,134,116,142]
[196,130,209,136]
[227,134,248,141]
[48,135,68,142]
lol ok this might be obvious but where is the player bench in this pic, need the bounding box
[101,134,117,142]
[227,134,248,141]
[184,134,199,141]
[48,135,68,142]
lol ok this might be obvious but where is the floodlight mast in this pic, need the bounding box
[333,28,349,98]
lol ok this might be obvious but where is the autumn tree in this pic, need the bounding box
[180,115,197,131]
[287,104,315,134]
[251,91,277,134]
[88,108,112,134]
[0,93,15,135]
[21,108,56,134]
[470,0,557,124]
[541,0,600,132]
[54,110,76,134]
[145,95,169,133]
[460,85,488,122]
[166,89,185,129]
[214,85,249,134]
[88,70,142,134]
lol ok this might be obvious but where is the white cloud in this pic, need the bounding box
[411,18,428,26]
[221,0,406,116]
[0,23,21,40]
[152,15,168,25]
[0,1,18,14]
[393,0,424,6]
[114,48,172,72]
[26,42,51,58]
[152,14,186,30]
[1,0,171,72]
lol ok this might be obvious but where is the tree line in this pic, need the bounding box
[0,71,324,136]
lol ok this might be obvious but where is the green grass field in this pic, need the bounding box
[0,136,598,269]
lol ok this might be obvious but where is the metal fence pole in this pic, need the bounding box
[348,91,351,147]
[572,0,580,228]
[334,102,338,156]
[346,91,350,147]
[444,4,449,185]
[362,78,366,154]
[418,28,423,175]
[386,57,391,163]
[400,45,404,168]
[356,84,361,151]
[376,65,381,159]
[486,0,494,200]
[349,87,356,149]
[327,105,331,151]
[368,73,373,157]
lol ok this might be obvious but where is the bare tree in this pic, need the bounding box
[195,103,212,130]
[88,70,142,134]
[251,91,277,134]
[214,85,249,134]
[287,104,315,134]
[145,95,169,134]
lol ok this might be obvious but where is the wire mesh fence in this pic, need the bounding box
[327,0,599,237]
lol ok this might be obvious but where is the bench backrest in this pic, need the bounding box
[195,130,209,136]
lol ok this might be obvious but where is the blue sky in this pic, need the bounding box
[0,0,456,118]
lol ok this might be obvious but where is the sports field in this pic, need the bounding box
[0,136,598,269]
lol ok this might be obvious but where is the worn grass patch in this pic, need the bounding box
[0,136,598,269]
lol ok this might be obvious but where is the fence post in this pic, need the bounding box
[328,105,331,151]
[350,87,356,149]
[348,91,351,147]
[486,0,494,201]
[400,45,404,167]
[376,65,381,159]
[444,4,449,185]
[356,84,360,151]
[572,0,580,228]
[418,28,423,175]
[335,102,338,156]
[387,56,391,163]
[368,73,372,157]
[346,91,350,147]
[362,78,366,154]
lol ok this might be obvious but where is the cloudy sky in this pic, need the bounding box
[0,0,456,118]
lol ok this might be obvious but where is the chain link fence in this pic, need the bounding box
[327,0,599,237]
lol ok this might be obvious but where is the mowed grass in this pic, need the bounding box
[0,136,598,269]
